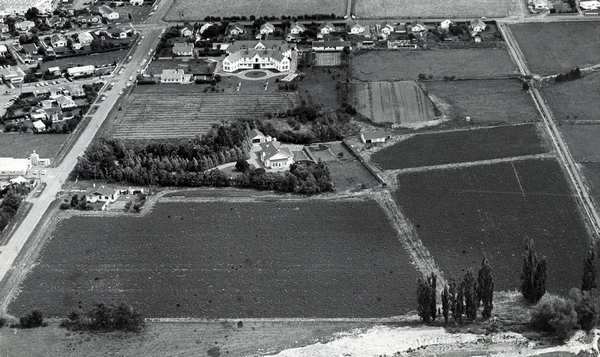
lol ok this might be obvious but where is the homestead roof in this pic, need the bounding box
[226,49,287,63]
[319,22,335,31]
[227,40,290,54]
[94,185,116,196]
[260,22,275,32]
[260,141,293,160]
[249,128,265,139]
[361,130,391,141]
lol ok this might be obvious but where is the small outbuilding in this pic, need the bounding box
[360,131,392,144]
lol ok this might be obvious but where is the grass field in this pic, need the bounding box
[0,132,67,159]
[580,163,600,204]
[109,85,295,139]
[298,67,344,109]
[39,49,128,74]
[353,0,521,18]
[9,199,421,318]
[314,52,342,66]
[393,159,591,295]
[509,22,600,75]
[351,49,518,81]
[424,79,540,124]
[559,125,600,162]
[350,81,436,125]
[371,124,547,170]
[542,72,600,123]
[165,0,347,20]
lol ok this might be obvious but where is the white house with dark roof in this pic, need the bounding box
[180,24,194,37]
[260,22,275,35]
[228,23,245,36]
[349,23,366,35]
[99,5,119,20]
[222,40,292,73]
[249,128,272,144]
[470,18,487,32]
[173,42,193,56]
[360,130,392,144]
[51,34,68,48]
[259,141,294,169]
[289,22,306,35]
[318,22,335,37]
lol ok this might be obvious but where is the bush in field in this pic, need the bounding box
[20,309,44,328]
[520,238,547,304]
[61,302,144,332]
[531,295,578,342]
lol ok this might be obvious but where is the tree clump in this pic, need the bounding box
[60,302,144,332]
[520,238,547,304]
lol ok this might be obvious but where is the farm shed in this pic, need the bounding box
[249,129,272,143]
[361,131,392,144]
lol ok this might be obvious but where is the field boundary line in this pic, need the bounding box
[386,152,554,177]
[146,316,415,323]
[510,162,526,198]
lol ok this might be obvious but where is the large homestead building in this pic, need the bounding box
[222,40,293,73]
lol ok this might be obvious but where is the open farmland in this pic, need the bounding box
[9,198,420,318]
[394,159,590,295]
[353,0,521,18]
[559,125,600,204]
[509,22,600,75]
[165,0,347,21]
[109,86,295,139]
[424,79,540,124]
[371,124,548,170]
[350,81,437,125]
[542,72,600,124]
[351,49,518,81]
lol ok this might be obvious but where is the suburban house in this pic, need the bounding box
[0,44,7,56]
[349,23,366,35]
[380,23,395,36]
[48,17,66,29]
[67,65,95,77]
[289,22,306,35]
[249,128,272,144]
[199,22,215,35]
[188,59,216,81]
[16,20,35,32]
[47,66,60,76]
[53,95,76,109]
[410,20,427,34]
[78,31,94,46]
[22,43,38,56]
[440,19,453,31]
[86,185,120,203]
[0,66,26,83]
[173,42,194,56]
[30,111,47,121]
[64,84,85,97]
[160,68,191,83]
[228,23,245,36]
[180,24,194,37]
[222,40,292,72]
[130,0,143,5]
[470,18,487,32]
[106,26,130,39]
[259,22,275,35]
[312,41,351,52]
[259,141,294,169]
[532,0,551,9]
[361,130,392,144]
[51,34,68,48]
[318,22,335,37]
[0,24,9,34]
[44,107,63,122]
[40,99,56,109]
[99,5,119,20]
[32,120,46,132]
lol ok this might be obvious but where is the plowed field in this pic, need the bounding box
[354,0,521,18]
[351,81,436,125]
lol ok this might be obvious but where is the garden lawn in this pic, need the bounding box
[371,124,547,170]
[509,22,600,75]
[351,49,518,81]
[9,199,420,318]
[393,159,590,295]
[0,132,67,159]
[424,79,540,124]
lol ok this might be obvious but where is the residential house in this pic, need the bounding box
[380,23,395,36]
[440,19,453,31]
[51,34,67,48]
[40,99,56,109]
[580,0,600,9]
[106,26,129,39]
[312,41,351,52]
[32,120,46,132]
[188,59,216,81]
[360,130,392,144]
[410,20,427,34]
[0,44,7,56]
[78,31,94,46]
[99,5,119,20]
[318,22,335,38]
[30,111,47,121]
[172,42,193,56]
[222,40,292,72]
[53,95,76,109]
[532,0,551,9]
[260,22,275,35]
[259,141,294,169]
[130,0,143,5]
[16,20,35,32]
[0,66,26,83]
[199,22,214,35]
[289,22,306,35]
[180,24,194,37]
[228,23,245,36]
[0,157,31,178]
[470,18,487,32]
[349,23,366,35]
[0,24,9,34]
[249,128,272,144]
[67,65,95,77]
[47,66,61,76]
[64,84,85,97]
[160,69,191,83]
[48,17,66,29]
[86,185,120,203]
[44,107,63,122]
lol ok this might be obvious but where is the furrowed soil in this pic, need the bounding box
[542,72,600,124]
[370,124,548,170]
[509,22,600,76]
[354,0,521,18]
[393,159,591,295]
[423,79,541,124]
[351,49,518,81]
[8,198,420,318]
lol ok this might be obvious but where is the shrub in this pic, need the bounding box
[59,202,71,210]
[20,309,44,328]
[531,295,578,342]
[61,302,144,332]
[0,317,6,328]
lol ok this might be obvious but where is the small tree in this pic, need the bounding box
[531,295,578,342]
[463,269,478,320]
[569,288,597,332]
[20,309,44,328]
[477,257,494,319]
[235,159,250,172]
[417,272,437,323]
[441,284,450,325]
[582,245,597,292]
[520,238,547,303]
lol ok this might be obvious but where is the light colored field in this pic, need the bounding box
[314,52,342,66]
[354,0,522,18]
[351,81,436,124]
[165,0,347,20]
[352,49,518,81]
[111,87,295,139]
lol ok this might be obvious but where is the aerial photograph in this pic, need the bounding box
[0,0,599,354]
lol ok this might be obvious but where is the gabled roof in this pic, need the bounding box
[225,48,289,63]
[291,22,306,31]
[227,40,290,54]
[411,20,426,28]
[260,22,275,32]
[94,185,116,196]
[361,130,391,141]
[229,23,245,33]
[470,18,486,28]
[319,22,335,31]
[249,128,265,139]
[260,141,293,161]
[32,120,46,130]
[98,5,117,14]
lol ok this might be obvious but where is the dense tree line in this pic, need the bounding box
[554,68,581,83]
[520,238,547,304]
[60,303,144,332]
[0,183,31,232]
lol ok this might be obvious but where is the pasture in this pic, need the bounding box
[371,124,548,170]
[559,125,600,162]
[0,132,67,160]
[9,199,421,318]
[509,22,600,75]
[351,49,518,81]
[165,0,347,20]
[542,72,600,123]
[108,86,295,139]
[353,0,521,18]
[424,79,541,124]
[314,52,342,67]
[394,159,591,295]
[350,81,437,125]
